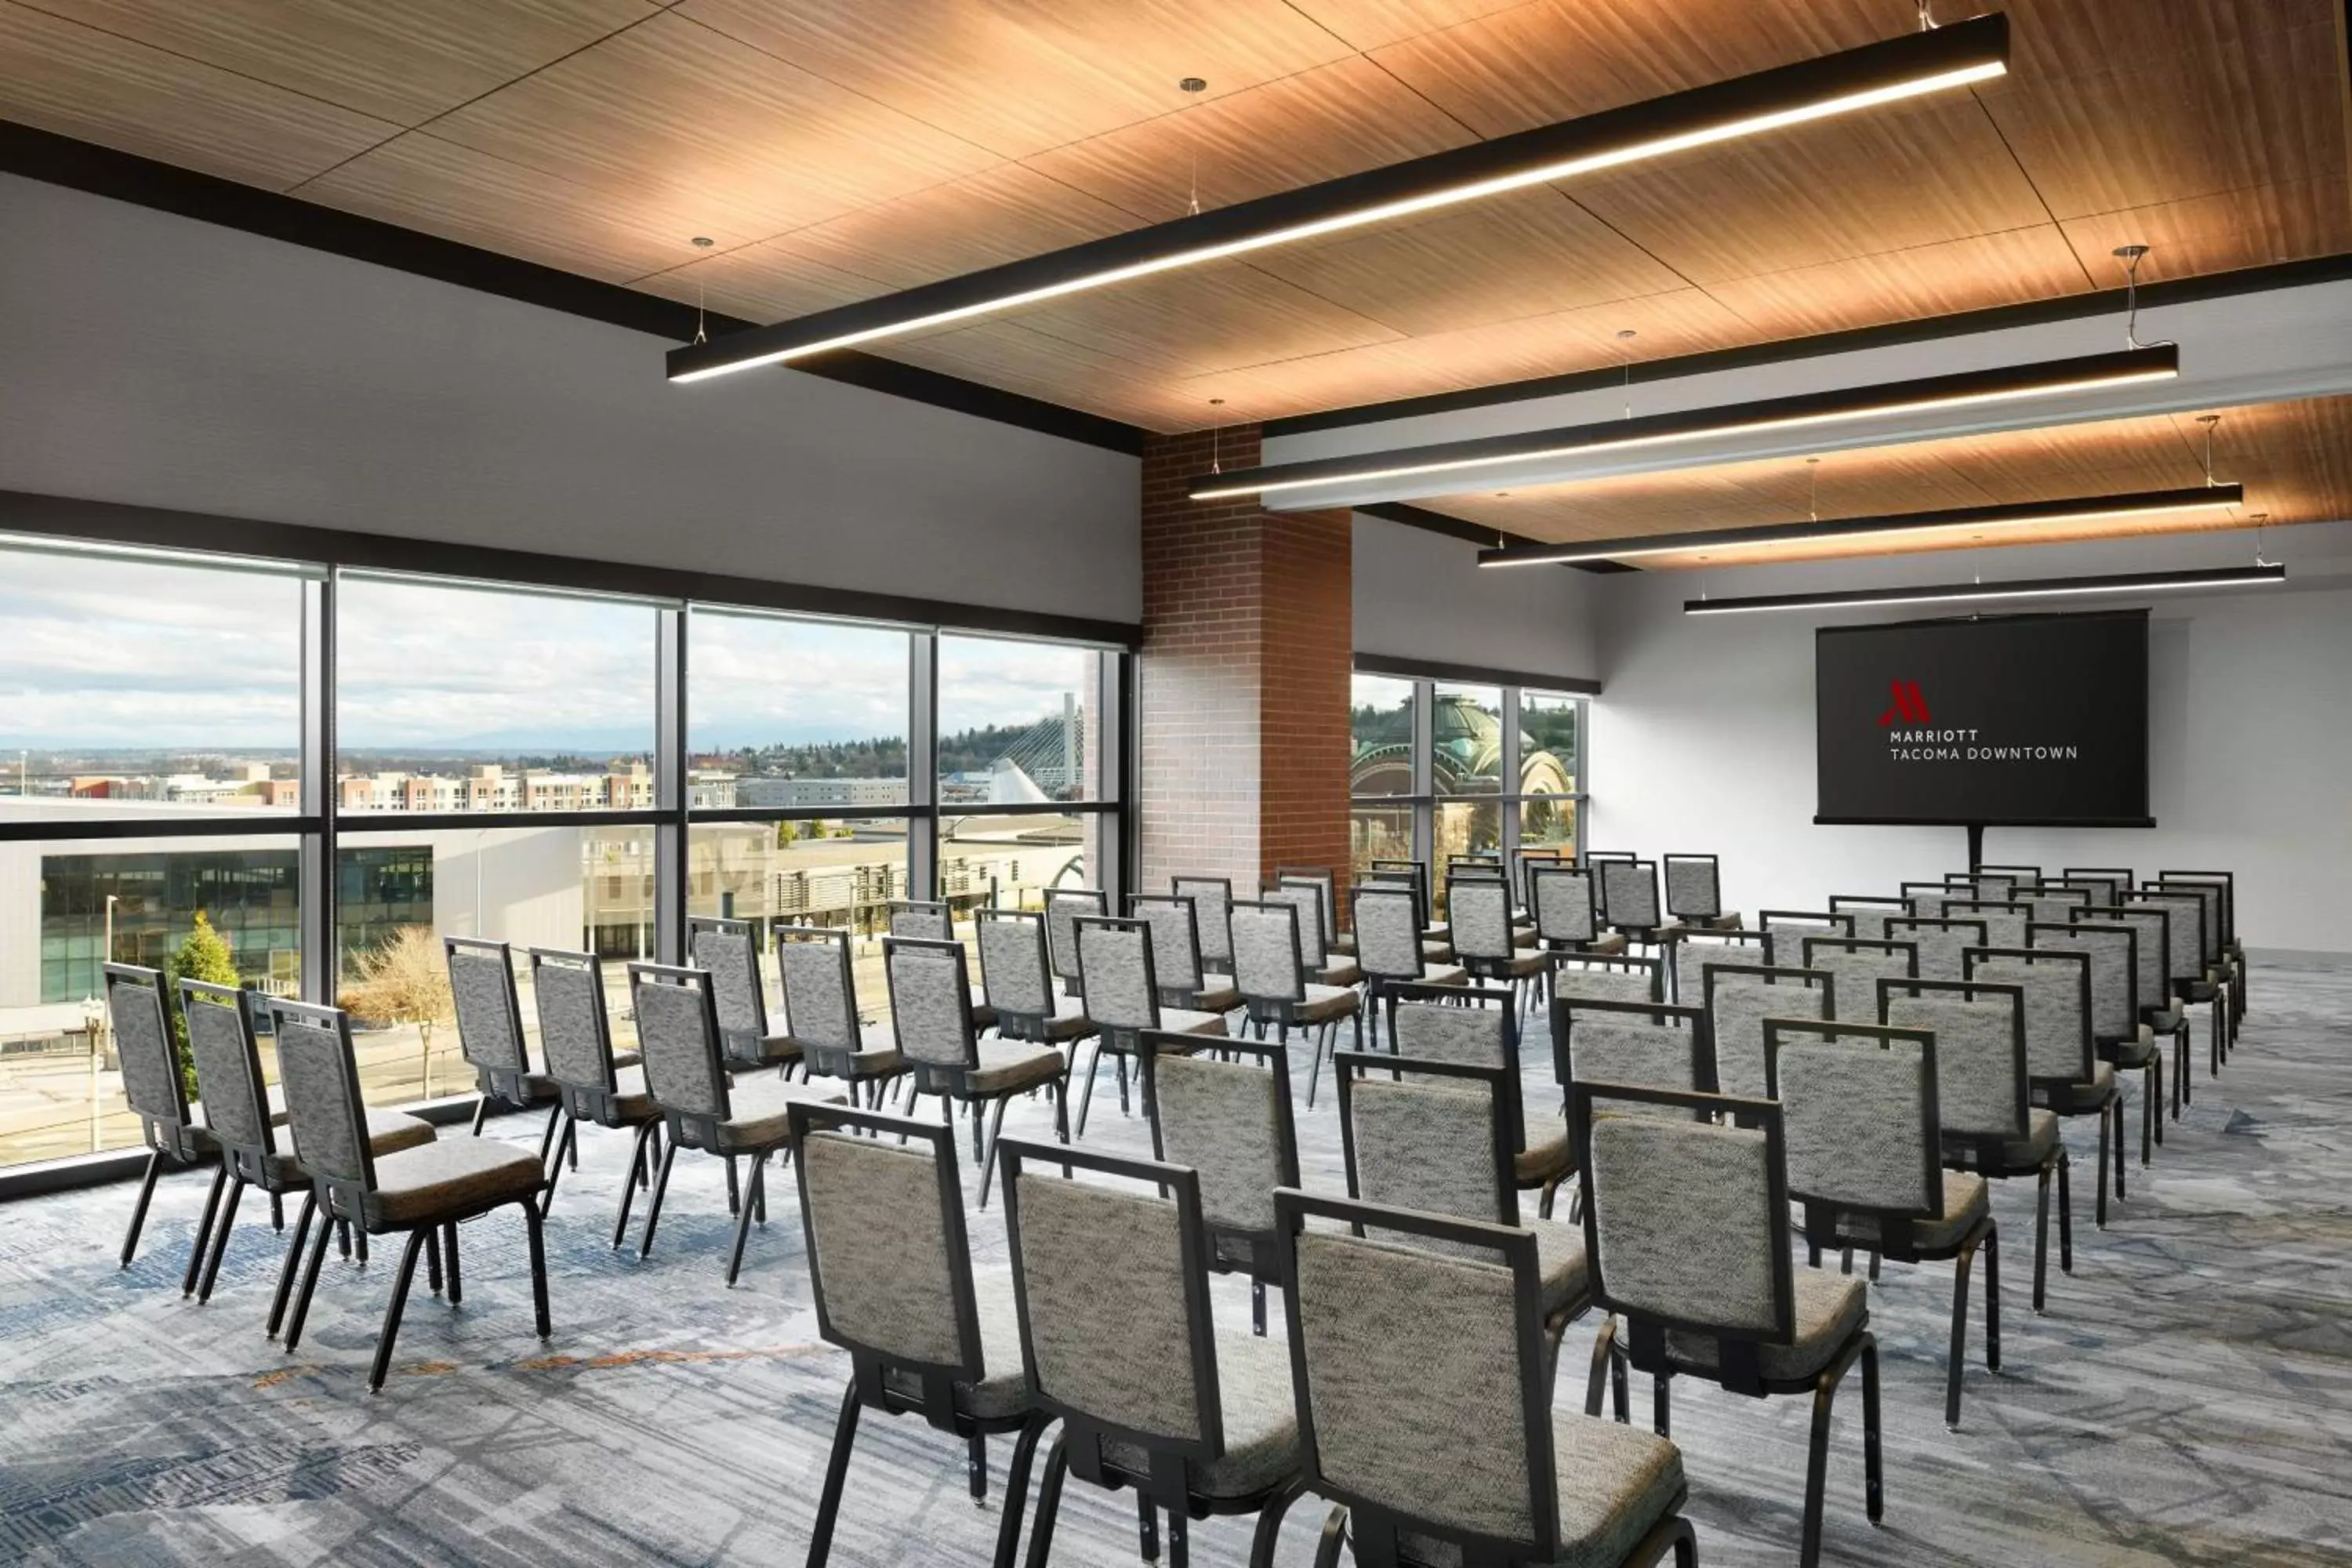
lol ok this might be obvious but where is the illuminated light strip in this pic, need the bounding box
[670,16,2008,383]
[1476,484,2245,568]
[1681,563,2285,615]
[1194,347,2179,501]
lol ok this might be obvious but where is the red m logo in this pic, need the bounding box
[1877,680,1930,726]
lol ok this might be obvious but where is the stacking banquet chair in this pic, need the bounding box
[1879,976,2069,1312]
[1663,851,1737,932]
[1552,998,1710,1123]
[2129,885,2224,1086]
[1764,1017,1998,1430]
[1976,865,2042,896]
[1827,895,1909,942]
[688,916,802,1077]
[1548,953,1664,1016]
[1704,963,1833,1101]
[1388,984,1572,1218]
[2063,868,2135,908]
[1450,857,1537,949]
[1759,909,1853,969]
[976,907,1094,1053]
[2159,869,2243,1024]
[1044,887,1107,998]
[270,999,551,1392]
[1070,916,1228,1137]
[1277,1188,1697,1568]
[788,1101,1044,1568]
[1265,877,1363,989]
[1354,884,1468,1047]
[884,935,1070,1207]
[2144,880,2234,1064]
[526,947,667,1248]
[1132,892,1243,1014]
[2049,915,2167,1164]
[1528,863,1626,957]
[2016,883,2092,928]
[1229,899,1362,1109]
[1275,864,1351,956]
[1572,1081,1881,1568]
[1171,875,1238,978]
[1337,1047,1592,1343]
[1802,935,1918,1025]
[774,924,905,1109]
[1000,1138,1306,1568]
[1884,915,1988,985]
[1943,896,2031,952]
[1141,1031,1301,1337]
[1899,881,1952,919]
[1599,859,1681,953]
[627,961,844,1283]
[1973,938,2122,1223]
[2087,900,2188,1122]
[890,901,996,1031]
[446,936,564,1158]
[103,962,225,1272]
[179,977,433,1317]
[1666,926,1766,1008]
[1946,872,2015,904]
[1448,873,1548,1009]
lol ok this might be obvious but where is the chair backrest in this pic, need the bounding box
[1512,847,1567,910]
[2082,903,2169,1011]
[775,924,861,1052]
[1074,916,1162,1033]
[2033,920,2138,1044]
[180,977,274,1159]
[1000,1140,1223,1462]
[1044,887,1109,989]
[1338,1051,1519,1232]
[1547,952,1664,1007]
[1277,1189,1559,1560]
[1571,1082,1794,1390]
[269,999,376,1200]
[688,916,771,1064]
[1882,916,1987,984]
[1369,858,1431,921]
[1879,977,2029,1149]
[2061,869,2133,906]
[1598,858,1662,929]
[1263,880,1331,968]
[1446,874,1517,961]
[1352,884,1427,982]
[887,900,953,942]
[104,963,188,1133]
[1171,876,1235,967]
[1941,897,2031,951]
[1704,963,1833,1100]
[1142,1034,1299,1254]
[1898,880,1951,918]
[1764,1018,1942,1246]
[1827,895,1909,942]
[1662,852,1722,921]
[1802,935,1919,1024]
[976,908,1054,1018]
[1229,899,1308,1005]
[883,936,980,1073]
[528,947,619,1095]
[445,935,529,1077]
[1976,865,2042,896]
[2126,887,2206,983]
[1946,873,2014,902]
[1963,943,2094,1086]
[2158,870,2234,953]
[1388,983,1523,1147]
[628,961,735,1124]
[1273,866,1340,945]
[1527,863,1601,946]
[2146,880,2223,967]
[1552,998,1708,1102]
[790,1102,985,1396]
[1130,893,1208,997]
[1759,909,1854,968]
[2016,883,2092,927]
[1668,927,1767,1006]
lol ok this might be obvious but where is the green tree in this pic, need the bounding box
[163,911,238,1102]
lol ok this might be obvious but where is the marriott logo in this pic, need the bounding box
[1876,680,1930,726]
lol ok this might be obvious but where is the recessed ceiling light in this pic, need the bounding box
[690,236,715,248]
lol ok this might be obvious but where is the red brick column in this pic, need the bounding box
[1139,425,1352,906]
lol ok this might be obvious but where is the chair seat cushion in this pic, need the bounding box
[1516,1112,1573,1185]
[601,1065,660,1122]
[365,1137,546,1225]
[1160,1007,1233,1039]
[1543,1409,1686,1568]
[1317,960,1364,989]
[1329,932,1356,956]
[727,1032,804,1069]
[1477,953,1549,979]
[968,1040,1067,1094]
[1666,1268,1867,1383]
[269,1108,434,1185]
[1417,964,1469,988]
[609,1048,644,1072]
[804,1022,904,1080]
[2038,1061,2117,1112]
[1293,984,1360,1024]
[1192,984,1243,1014]
[1512,923,1541,949]
[716,1074,848,1150]
[1574,933,1630,957]
[2107,1033,2158,1069]
[1421,940,1457,964]
[1531,1216,1591,1319]
[1103,1330,1298,1501]
[2000,1108,2061,1168]
[1012,998,1095,1042]
[1817,1171,1988,1254]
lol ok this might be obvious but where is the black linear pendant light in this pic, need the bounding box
[668,15,2009,384]
[1681,563,2285,615]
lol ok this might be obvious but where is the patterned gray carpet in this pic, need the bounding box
[2,962,2348,1566]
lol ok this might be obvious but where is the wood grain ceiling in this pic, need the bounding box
[1,0,2346,435]
[1421,395,2352,566]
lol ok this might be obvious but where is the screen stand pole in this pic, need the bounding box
[1965,822,1984,871]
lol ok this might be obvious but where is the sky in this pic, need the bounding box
[1,550,1096,756]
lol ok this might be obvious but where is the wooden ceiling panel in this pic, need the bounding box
[877,318,1224,430]
[675,0,1352,162]
[629,237,888,325]
[1705,226,2096,339]
[19,0,657,127]
[426,12,998,240]
[1003,260,1403,379]
[0,1,397,189]
[2057,180,2352,283]
[1283,0,1537,53]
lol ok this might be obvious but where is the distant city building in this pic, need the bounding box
[736,775,906,810]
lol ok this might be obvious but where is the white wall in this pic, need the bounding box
[1588,524,2352,955]
[0,174,1141,621]
[1352,512,1599,684]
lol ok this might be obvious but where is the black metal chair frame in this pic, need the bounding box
[1826,895,1911,939]
[1661,851,1726,928]
[686,914,803,1080]
[445,935,560,1149]
[2145,880,2235,1062]
[2010,930,2127,1222]
[525,946,665,1247]
[2158,869,2241,1023]
[1170,875,1236,978]
[1230,898,1361,1109]
[1665,927,1766,1006]
[884,935,1071,1205]
[2060,911,2172,1161]
[775,923,906,1109]
[1551,996,1713,1099]
[1131,891,1221,1011]
[887,899,955,940]
[1140,1031,1301,1337]
[1757,909,1856,968]
[1377,982,1566,1217]
[103,962,212,1272]
[1800,935,1920,1025]
[1527,862,1613,955]
[1044,887,1109,999]
[1598,858,1675,948]
[1882,916,1989,983]
[978,906,1087,1048]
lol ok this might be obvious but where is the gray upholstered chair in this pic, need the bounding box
[2050,915,2165,1167]
[1546,953,1664,1014]
[788,1101,1044,1568]
[1275,864,1350,956]
[1172,875,1238,978]
[1269,876,1362,989]
[1072,915,1229,1136]
[2140,882,2232,1070]
[1044,887,1109,997]
[1450,874,1548,1008]
[1667,927,1766,1008]
[2015,884,2092,928]
[179,977,432,1318]
[1529,864,1626,957]
[1881,975,2068,1313]
[884,935,1069,1207]
[1141,1031,1301,1338]
[1132,893,1243,1014]
[1000,1138,1306,1568]
[1552,999,1709,1126]
[1353,885,1468,1048]
[1976,865,2042,897]
[1883,915,1987,985]
[687,916,801,1076]
[775,924,905,1107]
[1801,935,1918,1025]
[1703,964,1832,1101]
[976,907,1094,1050]
[2086,901,2187,1124]
[1663,851,1737,932]
[1229,899,1361,1109]
[1572,1080,1881,1568]
[446,937,559,1156]
[1336,1049,1591,1338]
[1827,895,1909,942]
[628,961,844,1283]
[270,999,550,1392]
[103,962,215,1272]
[890,901,998,1030]
[1599,859,1681,953]
[527,946,666,1248]
[1898,880,1951,919]
[1277,1188,1697,1568]
[1941,896,2032,951]
[2063,868,2134,908]
[1388,982,1570,1217]
[1969,939,2120,1225]
[1764,1017,1998,1430]
[2158,869,2242,1028]
[1759,909,1855,970]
